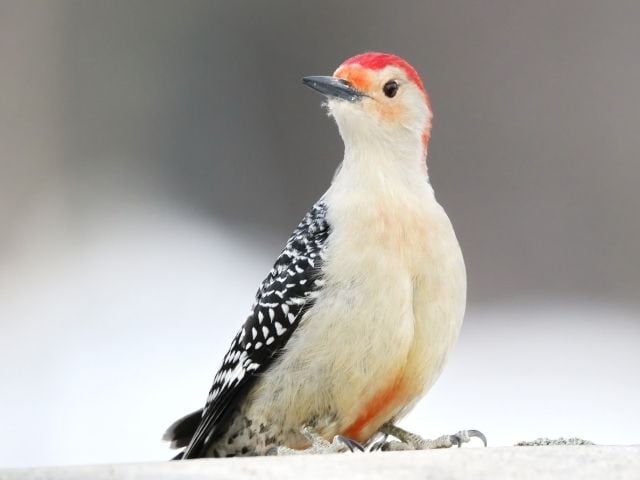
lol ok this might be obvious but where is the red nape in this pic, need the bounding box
[342,52,426,96]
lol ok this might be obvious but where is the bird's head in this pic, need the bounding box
[303,52,432,158]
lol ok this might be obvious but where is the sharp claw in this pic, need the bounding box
[336,435,365,452]
[368,434,389,452]
[468,429,488,447]
[449,434,462,448]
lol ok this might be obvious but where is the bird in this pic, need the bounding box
[163,51,485,458]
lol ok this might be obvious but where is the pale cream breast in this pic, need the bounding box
[243,160,466,447]
[325,185,466,441]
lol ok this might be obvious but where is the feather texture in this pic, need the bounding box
[169,202,330,458]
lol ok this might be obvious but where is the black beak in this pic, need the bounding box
[302,76,365,102]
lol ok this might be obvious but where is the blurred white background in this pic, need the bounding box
[1,0,639,468]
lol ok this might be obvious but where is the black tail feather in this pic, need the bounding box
[163,409,203,450]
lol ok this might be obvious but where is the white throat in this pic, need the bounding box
[329,125,433,207]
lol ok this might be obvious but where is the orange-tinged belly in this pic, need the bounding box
[343,375,409,442]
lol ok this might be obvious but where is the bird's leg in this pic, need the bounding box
[380,423,487,451]
[274,426,364,455]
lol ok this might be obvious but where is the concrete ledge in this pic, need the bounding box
[1,446,638,480]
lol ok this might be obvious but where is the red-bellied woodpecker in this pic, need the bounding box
[164,52,485,458]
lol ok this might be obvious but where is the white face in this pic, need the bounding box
[327,64,432,153]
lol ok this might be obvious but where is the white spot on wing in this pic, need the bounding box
[274,321,286,336]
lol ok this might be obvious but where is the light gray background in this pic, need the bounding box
[1,0,638,468]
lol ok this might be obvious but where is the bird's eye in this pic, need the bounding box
[383,80,399,98]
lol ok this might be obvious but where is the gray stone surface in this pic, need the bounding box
[1,446,639,480]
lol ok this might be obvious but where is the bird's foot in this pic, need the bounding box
[380,423,487,451]
[273,426,364,455]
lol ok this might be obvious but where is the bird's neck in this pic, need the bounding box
[331,137,433,202]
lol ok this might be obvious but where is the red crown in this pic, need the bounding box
[341,52,426,96]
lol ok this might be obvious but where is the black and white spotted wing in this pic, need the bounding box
[176,201,330,458]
